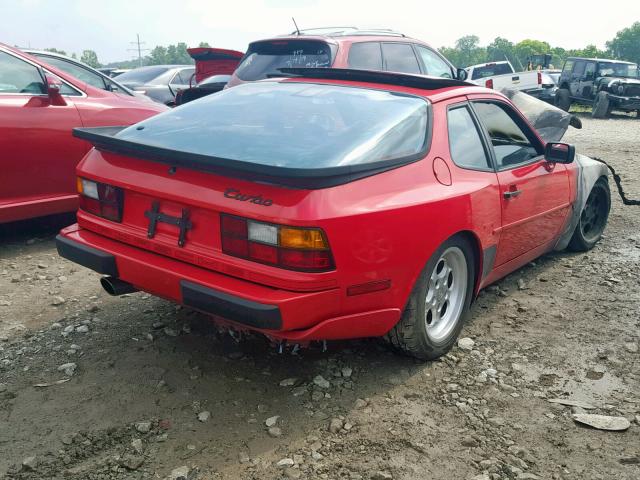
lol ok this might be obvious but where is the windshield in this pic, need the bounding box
[471,63,513,80]
[234,40,334,81]
[598,62,639,78]
[117,81,429,169]
[116,66,170,84]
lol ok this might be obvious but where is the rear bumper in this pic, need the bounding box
[56,226,400,341]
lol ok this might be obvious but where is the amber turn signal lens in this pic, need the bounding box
[76,177,83,194]
[279,227,327,250]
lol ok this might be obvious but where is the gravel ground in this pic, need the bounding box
[0,115,639,480]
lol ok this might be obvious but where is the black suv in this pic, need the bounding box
[555,57,640,118]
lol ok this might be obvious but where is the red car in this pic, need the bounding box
[56,69,609,359]
[225,27,466,88]
[0,44,167,223]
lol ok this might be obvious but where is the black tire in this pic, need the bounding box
[568,178,610,252]
[555,88,571,112]
[385,235,475,360]
[592,91,611,119]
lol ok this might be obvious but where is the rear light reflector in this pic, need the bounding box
[347,279,391,296]
[485,79,494,89]
[220,214,334,272]
[77,177,123,222]
[537,71,542,85]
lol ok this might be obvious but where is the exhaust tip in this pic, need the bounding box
[100,276,138,296]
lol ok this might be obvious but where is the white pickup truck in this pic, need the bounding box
[465,61,546,97]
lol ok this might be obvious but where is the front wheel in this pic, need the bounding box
[592,91,611,118]
[568,178,610,251]
[385,236,475,360]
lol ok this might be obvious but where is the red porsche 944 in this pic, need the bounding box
[56,69,609,359]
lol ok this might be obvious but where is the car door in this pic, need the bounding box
[470,99,571,265]
[0,49,85,220]
[570,60,586,97]
[579,61,596,99]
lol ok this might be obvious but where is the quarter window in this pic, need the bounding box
[348,42,382,70]
[447,106,491,170]
[472,102,540,170]
[415,46,452,78]
[381,43,421,74]
[0,51,45,94]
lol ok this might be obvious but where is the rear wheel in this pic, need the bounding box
[555,88,571,111]
[385,236,475,360]
[568,178,610,251]
[592,91,611,118]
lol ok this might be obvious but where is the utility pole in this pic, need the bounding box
[128,34,149,67]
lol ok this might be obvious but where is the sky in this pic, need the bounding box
[4,0,640,64]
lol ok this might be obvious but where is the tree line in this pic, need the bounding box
[41,21,640,71]
[439,22,640,69]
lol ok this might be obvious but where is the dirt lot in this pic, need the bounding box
[1,115,639,480]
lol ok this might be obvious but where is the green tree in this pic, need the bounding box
[80,49,100,68]
[44,47,67,56]
[165,42,192,64]
[455,35,486,67]
[607,22,640,63]
[514,39,551,67]
[198,41,211,48]
[148,46,168,65]
[487,37,517,67]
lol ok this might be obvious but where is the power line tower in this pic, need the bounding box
[128,34,149,67]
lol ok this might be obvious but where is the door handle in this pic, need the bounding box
[503,189,522,199]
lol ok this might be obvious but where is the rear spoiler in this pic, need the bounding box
[72,126,425,189]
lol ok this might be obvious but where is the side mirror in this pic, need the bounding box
[45,74,66,105]
[545,142,575,164]
[457,68,468,81]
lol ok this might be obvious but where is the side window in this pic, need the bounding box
[472,102,541,170]
[0,51,46,94]
[415,46,452,78]
[447,106,491,170]
[572,61,586,77]
[584,62,596,79]
[36,56,106,90]
[562,60,574,73]
[348,42,382,70]
[381,43,421,74]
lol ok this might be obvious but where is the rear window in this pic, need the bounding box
[234,40,334,81]
[117,81,429,169]
[116,66,170,84]
[471,63,513,80]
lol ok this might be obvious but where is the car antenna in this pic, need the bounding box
[292,17,301,35]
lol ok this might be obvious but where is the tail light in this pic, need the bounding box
[537,71,542,85]
[485,79,494,89]
[77,177,123,222]
[220,214,334,272]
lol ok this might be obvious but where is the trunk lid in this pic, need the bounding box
[187,47,244,84]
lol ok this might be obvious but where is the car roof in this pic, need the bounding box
[249,30,436,48]
[566,57,637,65]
